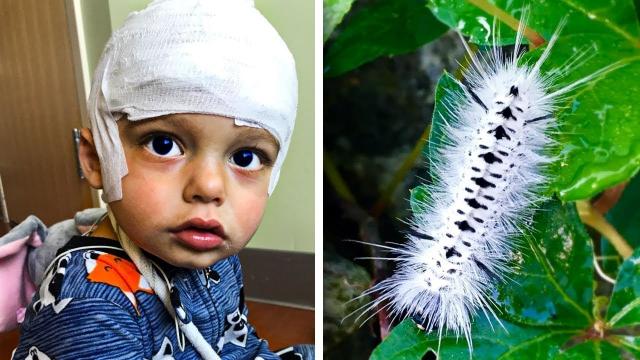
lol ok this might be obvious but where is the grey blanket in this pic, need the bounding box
[0,207,107,286]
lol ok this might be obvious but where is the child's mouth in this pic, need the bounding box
[170,218,226,251]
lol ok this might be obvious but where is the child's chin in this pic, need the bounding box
[163,252,223,269]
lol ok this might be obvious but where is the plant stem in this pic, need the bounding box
[370,125,431,218]
[324,150,358,204]
[576,200,633,259]
[466,0,546,48]
[593,182,628,214]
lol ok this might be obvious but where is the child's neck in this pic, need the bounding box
[89,217,179,272]
[90,216,118,241]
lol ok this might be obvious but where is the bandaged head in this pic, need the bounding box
[88,0,298,203]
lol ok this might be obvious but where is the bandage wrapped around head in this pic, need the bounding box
[88,0,298,203]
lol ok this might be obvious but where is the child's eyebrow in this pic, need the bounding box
[235,129,280,151]
[125,116,195,132]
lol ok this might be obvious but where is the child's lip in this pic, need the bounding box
[170,217,226,238]
[170,218,226,251]
[171,228,224,251]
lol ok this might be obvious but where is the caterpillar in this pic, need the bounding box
[352,12,625,354]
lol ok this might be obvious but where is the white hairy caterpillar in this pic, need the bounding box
[351,13,625,354]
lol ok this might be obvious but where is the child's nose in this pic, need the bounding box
[183,159,226,205]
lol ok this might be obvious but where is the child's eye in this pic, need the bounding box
[230,149,264,170]
[144,135,183,157]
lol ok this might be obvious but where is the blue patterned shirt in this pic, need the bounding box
[12,235,277,360]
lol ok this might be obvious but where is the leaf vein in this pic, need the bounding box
[529,238,592,322]
[496,330,579,359]
[609,297,640,326]
[558,0,640,47]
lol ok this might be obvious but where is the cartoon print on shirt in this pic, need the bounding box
[275,347,304,360]
[197,268,221,288]
[23,346,51,360]
[32,253,73,314]
[216,308,249,350]
[144,337,174,360]
[83,250,154,313]
[169,284,190,324]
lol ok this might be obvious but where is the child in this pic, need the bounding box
[10,0,311,359]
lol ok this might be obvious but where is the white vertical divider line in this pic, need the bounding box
[0,173,9,223]
[314,0,323,353]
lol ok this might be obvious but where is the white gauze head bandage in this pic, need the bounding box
[88,0,298,203]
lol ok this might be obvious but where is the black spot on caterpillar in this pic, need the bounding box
[463,82,489,111]
[497,106,517,120]
[479,152,503,164]
[454,220,476,233]
[471,177,496,188]
[525,113,554,124]
[465,198,488,210]
[490,125,512,140]
[445,246,463,258]
[407,229,434,240]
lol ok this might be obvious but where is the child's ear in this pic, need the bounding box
[78,128,103,189]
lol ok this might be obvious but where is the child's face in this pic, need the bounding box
[108,114,278,268]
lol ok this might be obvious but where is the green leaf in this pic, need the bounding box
[427,0,640,46]
[371,317,587,360]
[538,35,640,201]
[604,249,640,357]
[607,248,640,327]
[324,0,448,77]
[494,200,594,328]
[370,318,546,360]
[425,72,459,170]
[409,184,430,215]
[369,320,433,360]
[323,0,355,43]
[371,314,634,359]
[556,341,628,360]
[426,0,640,201]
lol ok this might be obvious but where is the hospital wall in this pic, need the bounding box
[76,0,314,253]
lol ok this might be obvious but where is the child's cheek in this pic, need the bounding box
[235,192,268,238]
[228,169,271,231]
[122,167,171,213]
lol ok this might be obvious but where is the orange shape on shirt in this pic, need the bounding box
[84,251,154,313]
